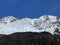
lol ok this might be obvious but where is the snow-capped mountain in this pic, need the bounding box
[0,15,60,35]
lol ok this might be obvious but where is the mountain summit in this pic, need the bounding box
[0,15,60,35]
[0,16,17,23]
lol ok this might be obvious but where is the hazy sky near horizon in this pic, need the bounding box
[0,0,60,18]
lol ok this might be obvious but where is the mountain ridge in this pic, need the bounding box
[0,15,60,35]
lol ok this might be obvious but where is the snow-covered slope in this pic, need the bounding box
[0,15,60,35]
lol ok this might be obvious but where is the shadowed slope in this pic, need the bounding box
[0,32,57,45]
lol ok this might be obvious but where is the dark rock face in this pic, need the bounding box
[0,32,59,45]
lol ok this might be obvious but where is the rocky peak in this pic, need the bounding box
[0,16,17,23]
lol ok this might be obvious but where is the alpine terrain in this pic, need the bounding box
[0,15,60,45]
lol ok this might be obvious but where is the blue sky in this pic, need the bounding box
[0,0,60,18]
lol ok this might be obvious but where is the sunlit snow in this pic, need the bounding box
[0,15,60,35]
